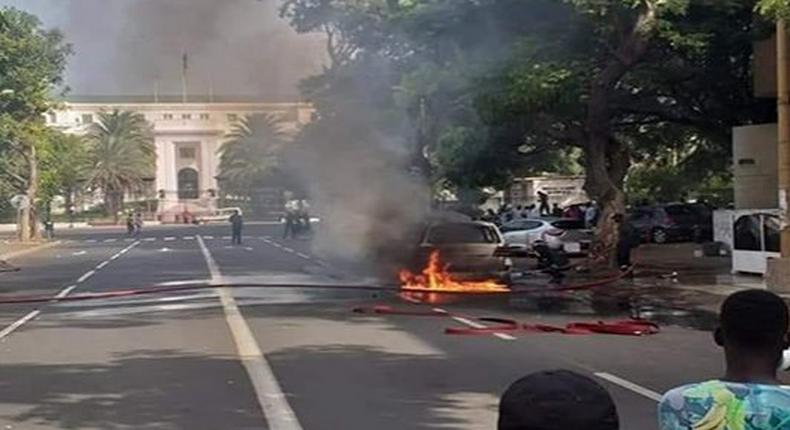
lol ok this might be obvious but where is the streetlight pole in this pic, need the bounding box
[769,19,790,292]
[778,19,790,258]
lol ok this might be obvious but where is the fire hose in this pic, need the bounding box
[0,266,633,305]
[352,305,659,337]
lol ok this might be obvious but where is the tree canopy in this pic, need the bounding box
[282,0,778,265]
[86,110,155,220]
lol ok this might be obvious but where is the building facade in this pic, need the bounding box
[51,97,313,221]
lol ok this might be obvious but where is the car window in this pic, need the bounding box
[630,209,652,221]
[425,223,500,244]
[550,219,585,230]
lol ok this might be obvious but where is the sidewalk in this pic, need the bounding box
[627,243,790,315]
[0,240,59,262]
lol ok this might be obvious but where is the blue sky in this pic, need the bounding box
[0,0,326,98]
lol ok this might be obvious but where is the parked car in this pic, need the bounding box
[628,203,713,244]
[194,207,243,224]
[411,221,518,282]
[500,218,593,255]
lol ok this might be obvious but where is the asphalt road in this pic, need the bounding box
[0,223,774,430]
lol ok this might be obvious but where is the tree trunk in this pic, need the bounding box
[18,144,40,242]
[582,2,659,268]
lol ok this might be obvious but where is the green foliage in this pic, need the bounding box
[217,114,287,196]
[38,131,89,204]
[757,0,790,20]
[86,110,155,216]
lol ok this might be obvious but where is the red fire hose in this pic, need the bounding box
[353,305,659,337]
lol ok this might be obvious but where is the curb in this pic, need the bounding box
[0,241,61,261]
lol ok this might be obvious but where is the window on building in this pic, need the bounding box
[163,113,174,120]
[182,113,192,120]
[81,113,93,124]
[227,113,238,122]
[179,147,197,159]
[199,113,210,120]
[177,168,199,200]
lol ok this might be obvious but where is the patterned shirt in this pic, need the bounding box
[658,380,790,430]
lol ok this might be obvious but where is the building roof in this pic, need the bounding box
[60,94,308,104]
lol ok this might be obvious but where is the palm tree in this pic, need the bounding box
[86,110,155,221]
[217,114,287,200]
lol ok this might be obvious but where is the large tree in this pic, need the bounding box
[0,7,71,241]
[86,110,155,222]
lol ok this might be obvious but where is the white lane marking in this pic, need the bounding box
[203,235,214,239]
[594,372,662,402]
[222,235,232,240]
[77,270,96,283]
[55,285,77,299]
[85,239,97,243]
[449,315,516,341]
[184,236,195,240]
[104,238,117,243]
[0,310,40,340]
[96,261,108,270]
[0,240,140,341]
[164,236,176,241]
[296,252,310,259]
[283,248,295,254]
[72,250,86,256]
[272,243,283,248]
[159,247,171,252]
[143,237,156,242]
[244,247,254,251]
[197,236,303,430]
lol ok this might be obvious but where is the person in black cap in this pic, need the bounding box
[498,369,619,430]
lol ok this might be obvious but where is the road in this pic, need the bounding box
[0,223,767,430]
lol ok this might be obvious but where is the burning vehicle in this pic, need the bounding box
[399,219,527,292]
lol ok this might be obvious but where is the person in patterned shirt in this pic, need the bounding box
[658,289,790,430]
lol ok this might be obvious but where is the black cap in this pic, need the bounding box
[498,370,619,430]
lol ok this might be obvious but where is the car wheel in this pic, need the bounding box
[652,228,668,244]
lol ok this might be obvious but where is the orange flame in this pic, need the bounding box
[399,250,510,293]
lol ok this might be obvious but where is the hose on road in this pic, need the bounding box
[0,267,631,305]
[352,305,659,337]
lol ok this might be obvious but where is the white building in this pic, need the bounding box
[51,96,313,221]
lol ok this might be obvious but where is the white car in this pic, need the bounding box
[500,218,592,255]
[194,207,243,224]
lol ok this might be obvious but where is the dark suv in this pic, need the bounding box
[629,204,713,244]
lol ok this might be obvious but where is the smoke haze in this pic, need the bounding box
[0,0,326,98]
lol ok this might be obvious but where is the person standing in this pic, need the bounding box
[613,213,636,270]
[126,213,135,237]
[229,210,243,245]
[537,190,550,217]
[283,200,297,239]
[585,201,599,229]
[658,290,790,430]
[133,212,143,236]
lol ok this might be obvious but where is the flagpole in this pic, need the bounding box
[181,51,188,103]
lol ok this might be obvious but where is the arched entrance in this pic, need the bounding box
[177,168,199,199]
